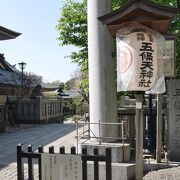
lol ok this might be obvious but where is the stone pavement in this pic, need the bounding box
[0,163,18,180]
[1,163,180,180]
[0,163,39,180]
[0,119,84,180]
[143,166,180,180]
[0,120,180,180]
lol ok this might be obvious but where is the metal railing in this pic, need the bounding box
[74,120,127,153]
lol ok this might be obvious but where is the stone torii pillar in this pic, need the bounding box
[88,0,118,142]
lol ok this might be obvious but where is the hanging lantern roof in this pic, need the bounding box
[98,0,180,37]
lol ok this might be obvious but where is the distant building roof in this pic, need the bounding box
[0,54,21,87]
[0,54,21,73]
[0,54,59,91]
[0,26,21,40]
[0,68,21,87]
[40,82,59,91]
[57,87,69,96]
[63,90,79,99]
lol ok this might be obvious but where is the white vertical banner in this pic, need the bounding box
[116,23,165,93]
[41,153,82,180]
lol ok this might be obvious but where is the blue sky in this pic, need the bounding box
[0,0,78,83]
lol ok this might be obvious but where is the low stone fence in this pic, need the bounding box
[16,97,64,123]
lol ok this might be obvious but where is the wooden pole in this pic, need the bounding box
[135,93,144,180]
[156,93,163,162]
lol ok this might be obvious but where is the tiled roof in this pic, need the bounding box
[40,82,59,91]
[0,68,21,86]
[0,54,59,91]
[0,26,21,40]
[0,54,21,73]
[57,87,69,96]
[63,90,79,99]
[0,54,21,86]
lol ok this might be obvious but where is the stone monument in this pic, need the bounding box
[168,79,180,161]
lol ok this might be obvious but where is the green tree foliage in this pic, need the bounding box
[57,0,180,96]
[64,78,75,90]
[57,0,88,71]
[59,82,65,90]
[57,0,88,101]
[152,0,180,77]
[72,95,89,115]
[64,69,89,103]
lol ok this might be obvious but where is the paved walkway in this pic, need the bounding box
[0,120,180,180]
[0,163,39,180]
[0,123,78,164]
[143,166,180,180]
[0,119,83,180]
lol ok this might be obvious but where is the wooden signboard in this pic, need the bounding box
[163,39,176,77]
[41,153,82,180]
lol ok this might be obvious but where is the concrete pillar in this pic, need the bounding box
[88,0,118,142]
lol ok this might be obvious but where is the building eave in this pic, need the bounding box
[0,26,21,40]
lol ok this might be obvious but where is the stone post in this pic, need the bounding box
[168,80,180,161]
[88,0,118,142]
[0,105,5,133]
[36,96,43,121]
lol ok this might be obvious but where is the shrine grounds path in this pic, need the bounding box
[0,119,180,180]
[0,118,82,180]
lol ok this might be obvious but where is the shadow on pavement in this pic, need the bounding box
[0,122,81,165]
